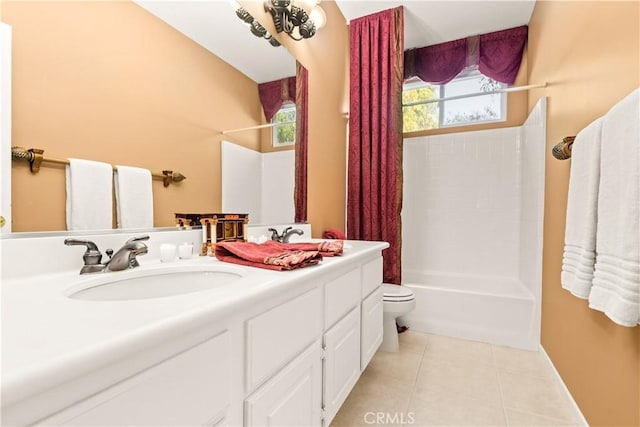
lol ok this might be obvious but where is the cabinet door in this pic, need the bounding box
[361,286,383,370]
[323,307,361,425]
[244,341,322,427]
[38,331,231,426]
[246,286,322,392]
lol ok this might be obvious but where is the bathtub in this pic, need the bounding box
[400,271,539,350]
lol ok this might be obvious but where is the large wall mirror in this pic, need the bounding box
[1,0,302,235]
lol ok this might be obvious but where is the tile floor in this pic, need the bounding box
[331,331,583,427]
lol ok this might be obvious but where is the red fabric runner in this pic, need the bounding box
[215,240,343,271]
[271,240,344,256]
[322,228,347,240]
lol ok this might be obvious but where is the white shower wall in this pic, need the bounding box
[519,98,547,297]
[221,141,294,225]
[403,127,522,279]
[401,98,546,349]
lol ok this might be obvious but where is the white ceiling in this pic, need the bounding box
[133,1,296,84]
[133,1,535,84]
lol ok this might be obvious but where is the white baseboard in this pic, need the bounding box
[539,344,589,426]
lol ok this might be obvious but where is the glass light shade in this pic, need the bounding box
[309,6,326,29]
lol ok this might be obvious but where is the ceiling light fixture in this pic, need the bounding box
[234,3,281,47]
[265,0,326,41]
[232,0,326,47]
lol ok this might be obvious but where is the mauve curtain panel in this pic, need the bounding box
[294,61,308,223]
[348,6,404,285]
[258,76,297,122]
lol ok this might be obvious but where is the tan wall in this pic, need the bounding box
[527,2,639,426]
[3,0,263,232]
[242,0,350,237]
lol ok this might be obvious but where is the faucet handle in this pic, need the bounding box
[64,238,102,266]
[267,228,280,241]
[126,235,150,244]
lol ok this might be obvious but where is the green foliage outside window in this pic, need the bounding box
[273,105,296,147]
[402,85,439,132]
[402,71,505,132]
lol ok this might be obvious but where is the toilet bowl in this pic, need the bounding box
[379,283,416,352]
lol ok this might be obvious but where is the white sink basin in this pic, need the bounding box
[67,269,243,301]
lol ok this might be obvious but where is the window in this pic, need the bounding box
[402,68,506,133]
[272,102,296,147]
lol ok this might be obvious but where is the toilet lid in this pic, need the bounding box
[381,284,414,301]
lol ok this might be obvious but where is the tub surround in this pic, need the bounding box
[401,98,546,350]
[1,228,386,425]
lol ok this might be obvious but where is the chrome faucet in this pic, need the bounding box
[64,235,149,274]
[268,227,304,243]
[107,236,149,271]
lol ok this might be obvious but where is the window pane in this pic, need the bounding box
[402,83,440,132]
[401,70,506,131]
[272,104,296,147]
[442,74,503,126]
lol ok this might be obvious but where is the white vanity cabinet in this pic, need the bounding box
[3,239,387,427]
[243,254,384,427]
[36,330,233,427]
[320,265,364,425]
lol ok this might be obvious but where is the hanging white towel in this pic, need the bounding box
[114,165,154,229]
[66,159,113,230]
[561,118,603,298]
[589,88,640,327]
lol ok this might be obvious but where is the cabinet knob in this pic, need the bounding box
[0,215,5,228]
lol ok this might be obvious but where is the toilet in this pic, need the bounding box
[380,283,416,352]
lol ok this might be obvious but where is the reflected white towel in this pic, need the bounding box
[561,118,603,298]
[115,165,153,229]
[589,88,640,327]
[65,159,113,230]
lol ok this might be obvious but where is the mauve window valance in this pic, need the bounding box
[404,25,528,85]
[258,76,297,122]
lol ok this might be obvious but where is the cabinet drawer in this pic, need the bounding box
[246,287,322,392]
[361,286,384,370]
[39,331,231,426]
[324,268,361,330]
[361,256,383,298]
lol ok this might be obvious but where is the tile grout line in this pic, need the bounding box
[491,344,510,426]
[402,339,429,426]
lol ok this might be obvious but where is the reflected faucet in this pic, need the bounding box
[268,227,304,243]
[65,235,149,274]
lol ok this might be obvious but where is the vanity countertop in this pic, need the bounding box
[1,239,388,413]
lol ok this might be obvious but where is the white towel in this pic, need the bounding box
[114,165,154,229]
[561,118,603,298]
[589,88,640,327]
[66,159,113,231]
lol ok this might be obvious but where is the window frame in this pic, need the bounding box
[402,68,507,132]
[271,102,296,148]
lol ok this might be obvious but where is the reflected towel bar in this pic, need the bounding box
[221,120,296,135]
[11,146,186,187]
